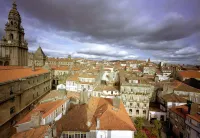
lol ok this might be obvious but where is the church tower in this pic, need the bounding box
[0,1,28,66]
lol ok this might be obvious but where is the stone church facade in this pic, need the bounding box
[0,1,28,66]
[28,47,47,67]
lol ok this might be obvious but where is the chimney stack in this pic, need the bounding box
[113,96,120,109]
[187,100,192,114]
[30,111,41,128]
[96,118,100,129]
[80,88,88,104]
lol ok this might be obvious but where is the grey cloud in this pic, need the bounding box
[13,0,200,43]
[1,0,200,64]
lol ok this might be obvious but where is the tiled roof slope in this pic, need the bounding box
[56,97,136,136]
[162,93,187,103]
[178,70,200,79]
[11,125,50,138]
[0,67,49,83]
[173,80,200,93]
[169,105,188,118]
[16,100,66,125]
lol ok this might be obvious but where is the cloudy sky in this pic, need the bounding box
[0,0,200,64]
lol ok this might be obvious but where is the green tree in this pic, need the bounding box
[152,120,162,138]
[134,117,144,130]
[135,130,147,138]
[153,120,162,130]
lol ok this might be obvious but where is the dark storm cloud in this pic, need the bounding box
[1,0,200,64]
[12,0,200,49]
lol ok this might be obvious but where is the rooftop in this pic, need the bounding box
[173,80,200,93]
[56,97,135,136]
[11,125,50,138]
[169,105,188,119]
[162,93,187,103]
[178,70,200,79]
[0,66,49,83]
[16,100,67,125]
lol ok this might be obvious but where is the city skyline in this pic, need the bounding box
[0,0,200,65]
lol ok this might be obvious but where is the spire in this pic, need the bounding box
[12,0,17,9]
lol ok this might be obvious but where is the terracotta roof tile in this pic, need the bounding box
[53,66,69,70]
[169,105,188,119]
[162,93,187,103]
[173,80,200,93]
[56,97,135,136]
[16,100,67,125]
[66,73,79,81]
[39,90,67,102]
[11,125,50,138]
[0,67,49,83]
[178,70,200,79]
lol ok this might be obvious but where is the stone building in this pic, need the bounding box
[119,71,155,118]
[48,56,74,66]
[0,66,52,138]
[169,105,188,138]
[28,46,46,67]
[0,1,28,66]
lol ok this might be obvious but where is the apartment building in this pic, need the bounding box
[120,71,154,118]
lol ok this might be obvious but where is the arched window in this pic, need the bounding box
[10,21,13,25]
[10,34,14,40]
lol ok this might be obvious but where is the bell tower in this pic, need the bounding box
[0,0,28,66]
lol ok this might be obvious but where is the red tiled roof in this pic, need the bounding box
[66,91,80,99]
[16,100,67,125]
[11,125,50,138]
[66,73,79,81]
[162,93,187,103]
[178,70,200,79]
[56,97,136,136]
[0,67,49,83]
[53,66,69,70]
[169,105,188,119]
[0,66,24,70]
[173,80,200,93]
[39,90,67,102]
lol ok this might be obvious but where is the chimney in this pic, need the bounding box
[80,88,88,104]
[30,111,41,128]
[186,100,192,114]
[96,118,100,129]
[113,96,120,109]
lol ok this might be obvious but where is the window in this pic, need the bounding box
[129,109,132,114]
[10,106,15,115]
[136,110,139,115]
[81,134,86,138]
[10,33,14,40]
[143,110,146,114]
[137,103,140,107]
[63,134,68,138]
[10,87,13,95]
